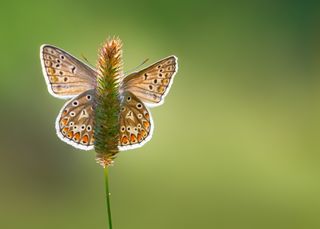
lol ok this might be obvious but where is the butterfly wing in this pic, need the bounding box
[56,89,95,150]
[40,44,97,99]
[118,91,153,151]
[120,56,178,107]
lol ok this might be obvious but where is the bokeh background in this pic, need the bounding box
[1,0,320,228]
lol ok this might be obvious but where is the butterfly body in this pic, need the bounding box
[40,38,178,166]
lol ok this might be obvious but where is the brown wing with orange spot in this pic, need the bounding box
[118,91,153,151]
[56,89,95,150]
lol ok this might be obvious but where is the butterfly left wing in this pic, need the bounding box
[120,56,178,107]
[40,45,97,99]
[118,91,153,151]
[56,89,95,150]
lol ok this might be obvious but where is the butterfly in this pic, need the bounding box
[40,39,178,153]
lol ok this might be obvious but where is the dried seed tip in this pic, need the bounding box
[96,153,116,168]
[97,37,123,85]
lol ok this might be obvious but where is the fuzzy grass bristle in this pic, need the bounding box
[93,37,123,167]
[97,37,123,85]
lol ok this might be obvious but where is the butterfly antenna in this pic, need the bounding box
[81,53,93,66]
[124,58,149,74]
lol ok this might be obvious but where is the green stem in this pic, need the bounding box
[104,166,113,229]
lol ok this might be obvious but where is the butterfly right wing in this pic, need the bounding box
[120,56,178,107]
[40,45,97,99]
[118,91,153,151]
[56,89,95,150]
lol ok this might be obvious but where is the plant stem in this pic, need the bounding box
[104,166,113,229]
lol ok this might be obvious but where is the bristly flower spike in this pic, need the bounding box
[93,37,124,229]
[94,37,123,168]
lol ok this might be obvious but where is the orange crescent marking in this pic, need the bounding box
[62,127,69,134]
[143,121,150,129]
[81,135,89,144]
[140,130,147,137]
[157,86,165,93]
[50,75,59,83]
[61,118,68,127]
[130,134,137,143]
[73,132,80,142]
[121,135,129,145]
[137,133,143,142]
[162,79,169,85]
[67,131,74,139]
[47,67,55,75]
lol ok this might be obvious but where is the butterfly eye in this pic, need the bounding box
[60,55,65,59]
[64,77,68,82]
[69,122,74,126]
[136,103,142,109]
[148,85,153,90]
[157,65,161,68]
[72,100,79,106]
[137,114,143,119]
[127,126,131,131]
[86,95,92,100]
[121,107,126,112]
[81,125,86,130]
[120,126,125,132]
[153,79,158,84]
[87,125,92,131]
[70,112,75,117]
[127,96,131,102]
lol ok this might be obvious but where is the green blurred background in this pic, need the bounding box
[1,0,320,228]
